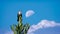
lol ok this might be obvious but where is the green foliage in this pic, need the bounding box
[11,12,30,34]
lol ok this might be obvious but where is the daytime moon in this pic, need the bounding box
[26,10,35,18]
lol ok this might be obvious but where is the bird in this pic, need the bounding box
[17,11,22,21]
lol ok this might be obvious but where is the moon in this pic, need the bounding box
[26,10,35,18]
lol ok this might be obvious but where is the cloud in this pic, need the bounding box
[5,31,13,34]
[26,10,35,18]
[27,20,60,34]
[5,20,60,34]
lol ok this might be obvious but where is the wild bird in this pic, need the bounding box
[11,11,30,34]
[17,11,22,21]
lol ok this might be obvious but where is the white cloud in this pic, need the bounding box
[5,31,13,34]
[27,20,60,34]
[26,10,35,18]
[5,20,60,34]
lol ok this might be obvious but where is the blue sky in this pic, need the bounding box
[0,0,60,34]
